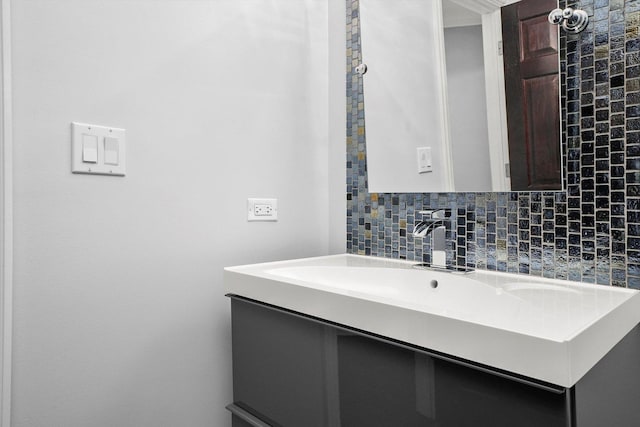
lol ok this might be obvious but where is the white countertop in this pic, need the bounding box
[224,254,640,387]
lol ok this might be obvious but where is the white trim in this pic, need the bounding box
[0,0,12,425]
[448,0,521,15]
[435,0,455,192]
[327,0,346,254]
[482,10,511,192]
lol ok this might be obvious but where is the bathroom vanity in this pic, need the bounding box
[224,255,640,427]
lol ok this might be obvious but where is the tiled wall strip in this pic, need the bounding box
[346,0,640,288]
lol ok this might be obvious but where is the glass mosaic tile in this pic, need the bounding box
[345,0,640,287]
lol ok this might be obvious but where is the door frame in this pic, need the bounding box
[482,9,511,191]
[0,0,13,425]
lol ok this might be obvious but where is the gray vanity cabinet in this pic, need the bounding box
[227,296,640,427]
[230,296,330,426]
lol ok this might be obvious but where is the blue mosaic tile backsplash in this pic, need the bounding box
[346,0,640,288]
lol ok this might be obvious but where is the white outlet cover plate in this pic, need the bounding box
[248,198,278,221]
[72,122,126,176]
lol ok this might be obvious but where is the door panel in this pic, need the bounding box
[524,74,561,188]
[503,0,561,190]
[521,14,559,62]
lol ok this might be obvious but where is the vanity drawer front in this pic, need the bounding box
[228,404,274,427]
[230,296,571,427]
[232,414,261,427]
[337,334,568,427]
[231,298,329,427]
[434,359,568,427]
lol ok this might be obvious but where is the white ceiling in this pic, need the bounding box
[442,0,482,28]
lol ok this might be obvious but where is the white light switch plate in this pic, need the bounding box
[248,198,278,221]
[71,122,126,176]
[417,147,432,174]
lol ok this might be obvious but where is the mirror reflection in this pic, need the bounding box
[360,0,564,193]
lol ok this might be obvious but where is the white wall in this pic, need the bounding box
[0,0,13,425]
[360,0,452,193]
[444,25,492,192]
[328,0,347,254]
[10,0,343,426]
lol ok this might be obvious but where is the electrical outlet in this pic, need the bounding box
[248,198,278,221]
[254,204,274,216]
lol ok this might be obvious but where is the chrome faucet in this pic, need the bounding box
[412,209,449,269]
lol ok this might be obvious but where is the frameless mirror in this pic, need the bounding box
[360,0,564,193]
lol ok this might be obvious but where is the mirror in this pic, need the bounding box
[360,0,564,193]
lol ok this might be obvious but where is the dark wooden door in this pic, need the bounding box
[502,0,561,191]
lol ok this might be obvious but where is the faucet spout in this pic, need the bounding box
[429,224,446,268]
[412,209,449,269]
[412,219,445,237]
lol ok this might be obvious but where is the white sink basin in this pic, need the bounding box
[224,254,640,388]
[265,266,523,328]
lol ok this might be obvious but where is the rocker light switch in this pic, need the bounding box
[417,147,433,174]
[82,135,98,163]
[104,136,119,166]
[71,122,126,176]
